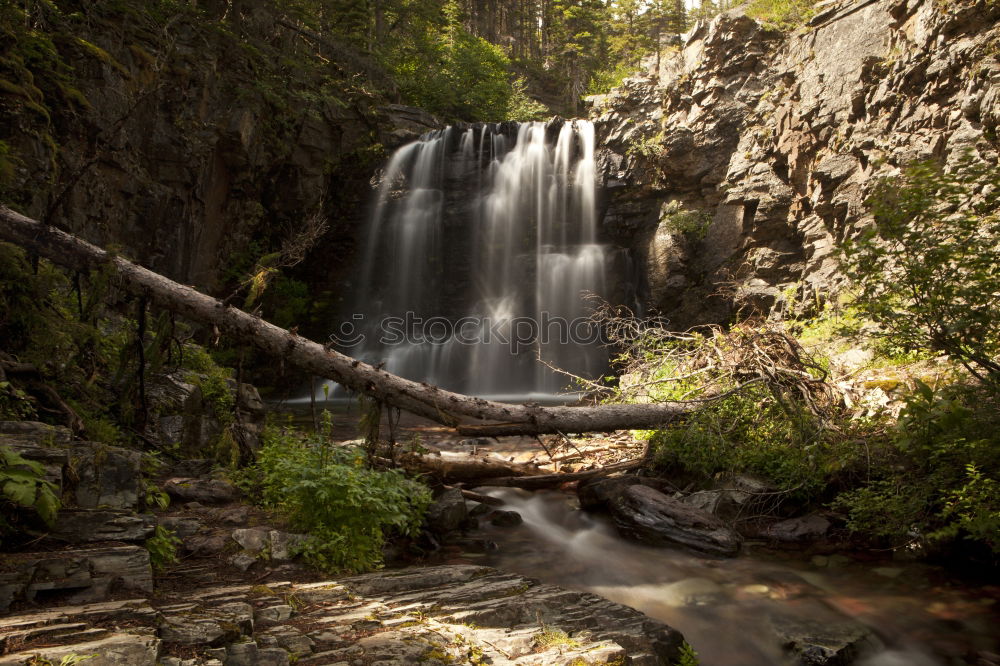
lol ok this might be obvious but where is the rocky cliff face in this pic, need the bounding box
[592,0,1000,327]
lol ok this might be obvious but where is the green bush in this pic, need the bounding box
[843,153,1000,386]
[146,525,181,573]
[238,424,432,573]
[833,380,1000,555]
[649,383,871,502]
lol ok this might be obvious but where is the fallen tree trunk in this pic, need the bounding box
[468,457,648,490]
[0,207,697,436]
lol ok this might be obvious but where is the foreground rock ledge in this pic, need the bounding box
[0,564,685,665]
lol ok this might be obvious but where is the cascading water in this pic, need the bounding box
[332,119,614,398]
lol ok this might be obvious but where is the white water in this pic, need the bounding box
[473,490,1000,666]
[322,120,612,398]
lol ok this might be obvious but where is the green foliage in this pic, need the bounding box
[0,380,36,421]
[263,276,311,330]
[659,201,712,242]
[833,380,1000,554]
[746,0,818,30]
[587,60,637,96]
[674,642,701,666]
[506,77,550,121]
[843,153,1000,386]
[384,4,513,121]
[181,344,235,425]
[145,525,181,573]
[1,445,60,542]
[236,424,432,573]
[533,627,581,649]
[628,131,665,160]
[649,384,869,501]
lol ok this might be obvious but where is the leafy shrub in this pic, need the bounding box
[649,383,872,502]
[145,525,181,573]
[833,380,1000,555]
[181,344,235,424]
[237,424,432,573]
[1,446,60,542]
[843,153,1000,386]
[659,201,712,242]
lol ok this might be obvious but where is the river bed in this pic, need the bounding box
[467,489,999,666]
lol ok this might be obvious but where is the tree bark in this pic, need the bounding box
[0,207,696,436]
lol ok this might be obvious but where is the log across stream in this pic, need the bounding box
[466,490,1000,666]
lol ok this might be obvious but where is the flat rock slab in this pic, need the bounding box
[610,485,742,557]
[325,564,686,665]
[0,546,153,612]
[0,632,160,666]
[164,478,239,504]
[0,565,685,665]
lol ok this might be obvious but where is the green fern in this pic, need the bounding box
[1,445,61,540]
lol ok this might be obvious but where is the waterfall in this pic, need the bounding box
[335,119,614,399]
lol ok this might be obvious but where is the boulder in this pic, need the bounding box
[425,488,468,534]
[610,485,742,557]
[766,515,832,543]
[488,510,523,527]
[578,475,676,512]
[770,615,882,665]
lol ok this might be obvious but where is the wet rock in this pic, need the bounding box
[468,501,492,518]
[770,615,882,665]
[164,477,239,504]
[610,485,742,557]
[578,475,675,512]
[53,510,155,543]
[660,577,725,607]
[425,488,468,534]
[488,509,523,527]
[766,515,832,542]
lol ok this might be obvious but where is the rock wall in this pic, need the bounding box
[1,5,438,295]
[592,0,1000,327]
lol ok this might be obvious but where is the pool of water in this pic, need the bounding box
[469,489,1000,665]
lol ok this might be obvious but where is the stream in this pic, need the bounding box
[467,489,999,666]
